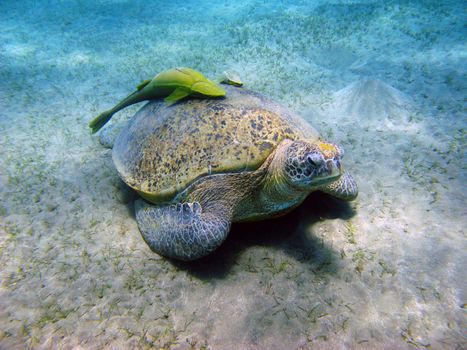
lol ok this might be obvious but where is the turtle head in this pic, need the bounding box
[192,79,226,98]
[283,140,344,190]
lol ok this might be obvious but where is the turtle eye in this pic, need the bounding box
[306,153,322,167]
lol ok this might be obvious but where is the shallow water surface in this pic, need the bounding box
[0,0,465,349]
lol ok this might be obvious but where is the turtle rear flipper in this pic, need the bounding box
[98,121,127,149]
[320,171,358,201]
[135,199,231,261]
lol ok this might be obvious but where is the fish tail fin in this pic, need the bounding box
[88,110,113,134]
[89,89,144,134]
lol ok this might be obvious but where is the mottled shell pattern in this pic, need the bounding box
[113,85,320,202]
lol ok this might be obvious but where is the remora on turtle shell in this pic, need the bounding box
[89,67,226,134]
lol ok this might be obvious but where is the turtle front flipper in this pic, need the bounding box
[320,171,358,201]
[135,199,231,261]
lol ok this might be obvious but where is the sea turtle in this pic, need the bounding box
[89,67,226,133]
[111,85,358,261]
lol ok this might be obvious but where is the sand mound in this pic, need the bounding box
[329,78,417,131]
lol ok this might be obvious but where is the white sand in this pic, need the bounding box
[0,0,465,349]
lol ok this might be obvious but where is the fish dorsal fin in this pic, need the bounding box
[136,79,151,91]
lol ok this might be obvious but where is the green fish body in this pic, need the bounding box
[89,67,226,134]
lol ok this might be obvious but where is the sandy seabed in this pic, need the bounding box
[0,1,465,349]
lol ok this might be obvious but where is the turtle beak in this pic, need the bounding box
[326,158,342,178]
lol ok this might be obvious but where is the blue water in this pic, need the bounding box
[0,1,465,349]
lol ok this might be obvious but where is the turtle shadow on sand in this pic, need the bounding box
[169,192,356,280]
